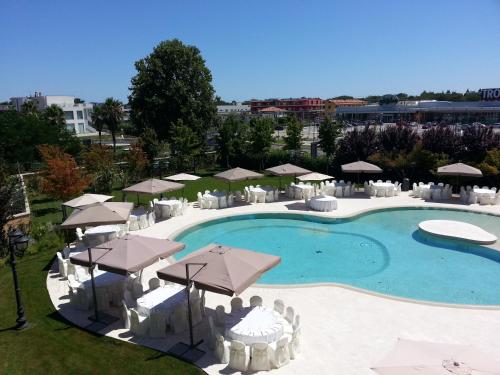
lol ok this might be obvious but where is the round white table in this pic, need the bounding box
[226,306,285,345]
[202,192,227,208]
[309,195,338,211]
[84,225,119,246]
[155,199,182,218]
[292,184,314,199]
[249,186,275,203]
[372,182,395,197]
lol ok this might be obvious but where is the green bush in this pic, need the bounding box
[26,231,64,256]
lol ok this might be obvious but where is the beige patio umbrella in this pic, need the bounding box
[60,202,133,229]
[62,193,114,219]
[164,173,201,196]
[265,163,311,189]
[70,234,185,326]
[341,160,383,184]
[372,338,500,374]
[156,243,280,358]
[437,162,483,192]
[123,178,185,203]
[164,173,201,181]
[297,172,334,181]
[214,167,263,191]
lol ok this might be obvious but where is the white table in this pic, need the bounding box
[372,182,395,197]
[155,199,182,218]
[309,195,338,211]
[473,188,496,198]
[249,186,275,203]
[84,225,119,246]
[136,285,187,319]
[202,191,228,208]
[226,306,285,345]
[79,270,125,301]
[291,184,314,199]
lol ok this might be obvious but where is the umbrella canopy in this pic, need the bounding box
[266,163,311,176]
[372,338,500,375]
[214,167,263,182]
[297,172,334,181]
[164,173,201,182]
[70,234,185,275]
[341,161,383,173]
[63,193,114,209]
[60,202,133,229]
[156,244,281,296]
[122,178,185,195]
[437,163,483,177]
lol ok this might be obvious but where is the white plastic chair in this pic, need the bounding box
[386,187,395,197]
[207,315,217,350]
[129,309,149,336]
[228,340,249,372]
[171,305,188,334]
[274,299,285,315]
[57,252,68,278]
[148,277,160,291]
[431,189,441,201]
[289,327,301,359]
[160,205,171,218]
[376,187,385,198]
[227,194,234,207]
[271,336,290,368]
[494,193,500,205]
[249,295,263,307]
[139,214,149,229]
[129,216,140,231]
[285,306,295,324]
[131,281,144,299]
[468,192,477,204]
[191,298,204,326]
[76,227,84,241]
[480,194,493,205]
[250,342,271,371]
[149,312,166,338]
[214,333,230,364]
[121,300,131,330]
[215,305,226,327]
[219,196,228,209]
[335,186,343,198]
[230,297,243,312]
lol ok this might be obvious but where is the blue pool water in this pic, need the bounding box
[174,208,500,305]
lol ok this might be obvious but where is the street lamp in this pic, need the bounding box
[7,227,30,330]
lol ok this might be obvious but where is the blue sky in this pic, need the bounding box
[1,0,500,102]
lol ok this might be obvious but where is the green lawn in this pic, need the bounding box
[0,174,295,374]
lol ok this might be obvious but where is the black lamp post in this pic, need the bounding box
[7,228,30,330]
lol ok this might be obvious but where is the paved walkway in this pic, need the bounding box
[46,192,500,374]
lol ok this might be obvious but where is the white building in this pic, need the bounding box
[217,102,251,117]
[10,93,94,135]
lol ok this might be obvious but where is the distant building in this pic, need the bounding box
[0,103,13,111]
[258,106,288,119]
[324,99,367,117]
[217,102,251,117]
[10,92,94,134]
[250,98,324,120]
[336,100,500,124]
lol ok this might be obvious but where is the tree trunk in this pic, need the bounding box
[111,132,116,152]
[98,131,102,145]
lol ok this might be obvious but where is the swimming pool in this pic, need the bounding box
[174,208,500,306]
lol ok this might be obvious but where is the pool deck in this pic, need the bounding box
[46,191,500,374]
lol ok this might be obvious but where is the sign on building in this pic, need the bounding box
[480,88,500,101]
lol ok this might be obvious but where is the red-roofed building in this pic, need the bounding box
[324,99,367,117]
[250,98,324,119]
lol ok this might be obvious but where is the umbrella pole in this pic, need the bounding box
[185,264,195,347]
[88,247,100,323]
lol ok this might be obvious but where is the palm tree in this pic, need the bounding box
[43,104,65,127]
[21,100,39,116]
[91,105,105,145]
[101,98,123,151]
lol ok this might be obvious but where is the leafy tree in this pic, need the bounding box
[169,119,203,172]
[91,105,105,145]
[101,98,123,150]
[126,142,149,183]
[378,94,399,105]
[0,110,81,169]
[42,104,65,127]
[138,127,163,175]
[37,145,91,200]
[283,116,303,153]
[318,117,343,172]
[21,100,39,116]
[421,126,462,158]
[0,160,19,257]
[336,126,379,164]
[129,39,217,141]
[250,117,274,169]
[216,115,250,167]
[83,145,118,193]
[460,125,500,162]
[378,125,418,153]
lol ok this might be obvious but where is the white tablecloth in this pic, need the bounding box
[84,225,119,246]
[309,195,337,211]
[226,306,285,345]
[474,188,496,198]
[372,182,394,189]
[249,186,275,202]
[79,270,125,299]
[136,285,186,318]
[85,225,120,236]
[291,184,314,199]
[155,199,182,218]
[202,191,228,208]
